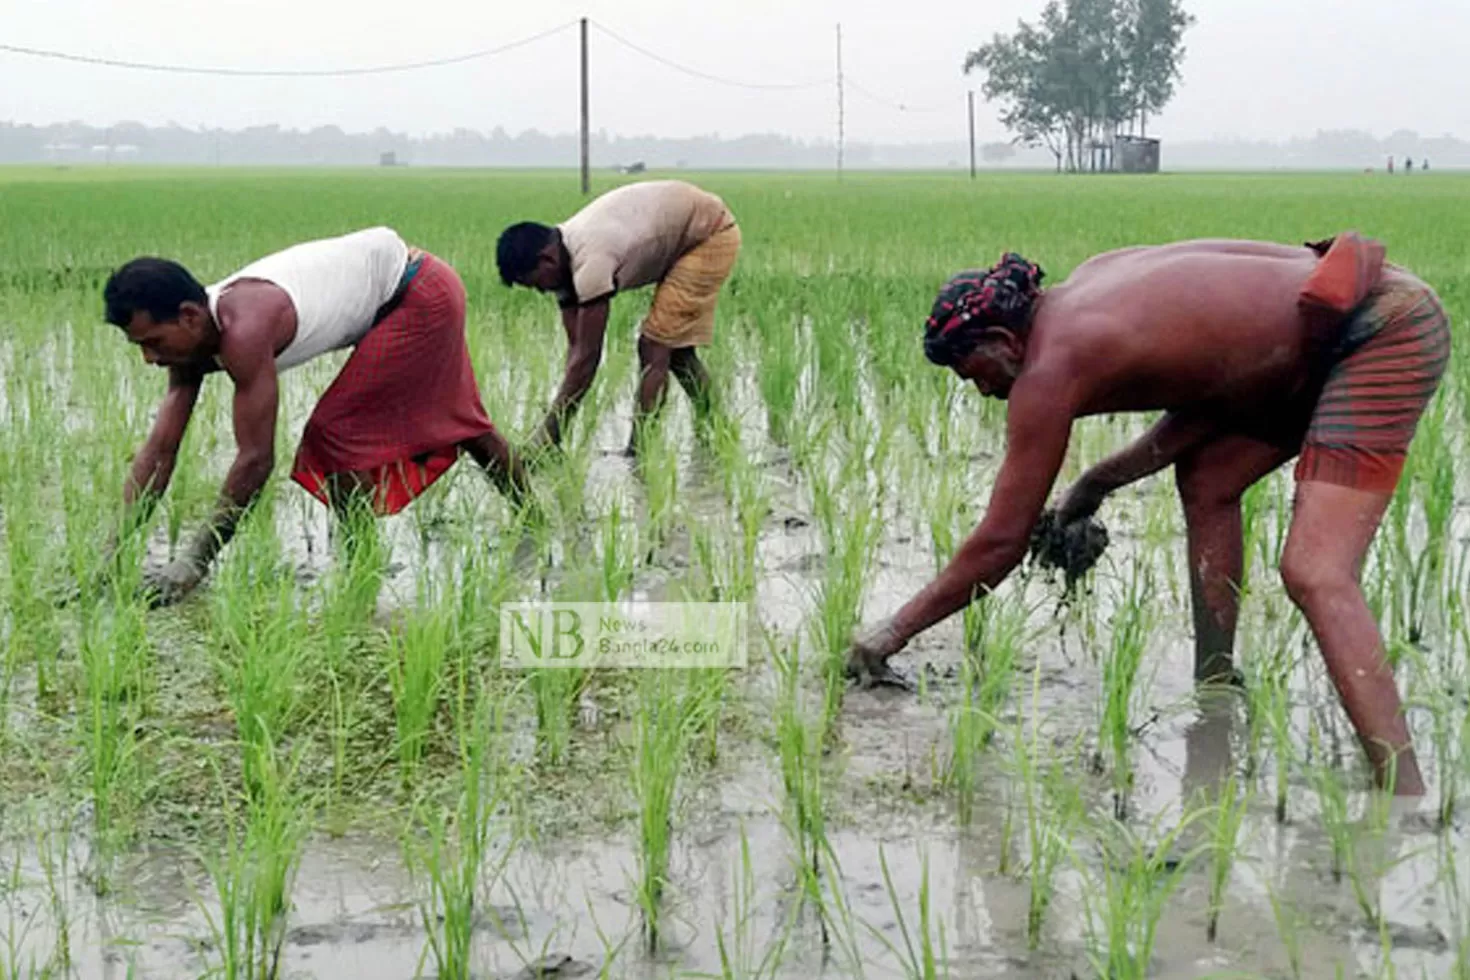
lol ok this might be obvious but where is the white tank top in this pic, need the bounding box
[207,227,409,372]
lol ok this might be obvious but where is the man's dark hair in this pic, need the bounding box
[496,222,557,287]
[923,254,1045,366]
[103,257,207,328]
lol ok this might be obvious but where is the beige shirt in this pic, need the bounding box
[556,180,732,307]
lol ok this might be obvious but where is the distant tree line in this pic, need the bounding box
[0,120,1464,170]
[964,0,1194,171]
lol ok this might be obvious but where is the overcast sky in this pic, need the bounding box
[3,0,1464,145]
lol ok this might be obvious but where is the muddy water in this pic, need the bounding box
[8,367,1470,977]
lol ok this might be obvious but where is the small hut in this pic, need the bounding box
[1113,136,1161,174]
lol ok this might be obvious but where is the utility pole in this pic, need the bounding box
[967,91,976,179]
[835,23,844,179]
[580,17,591,195]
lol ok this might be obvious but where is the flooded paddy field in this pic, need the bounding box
[1,168,1468,978]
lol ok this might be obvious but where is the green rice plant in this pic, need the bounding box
[1249,614,1301,824]
[709,827,796,980]
[1439,826,1470,980]
[31,812,76,976]
[1264,879,1304,980]
[1097,562,1158,818]
[1,467,64,709]
[404,677,510,980]
[76,586,152,876]
[755,315,802,445]
[947,598,1025,824]
[199,741,309,980]
[211,557,304,805]
[1403,637,1468,830]
[1238,479,1269,598]
[319,492,387,647]
[630,669,710,952]
[596,495,638,602]
[1011,663,1082,949]
[386,596,455,790]
[1076,806,1211,980]
[1306,723,1355,887]
[522,575,592,768]
[1204,771,1252,943]
[710,417,768,604]
[807,470,882,729]
[770,635,830,946]
[634,414,680,562]
[863,844,948,980]
[947,654,987,827]
[540,424,596,530]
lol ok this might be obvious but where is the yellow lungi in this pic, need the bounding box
[640,220,741,348]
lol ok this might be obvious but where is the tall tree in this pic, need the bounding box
[965,0,1192,170]
[1120,0,1195,136]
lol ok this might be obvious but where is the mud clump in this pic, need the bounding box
[1029,510,1109,591]
[507,954,596,980]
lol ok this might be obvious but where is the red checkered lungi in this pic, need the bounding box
[291,254,497,515]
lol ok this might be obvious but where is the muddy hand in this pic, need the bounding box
[1053,478,1106,527]
[844,620,916,692]
[141,558,205,609]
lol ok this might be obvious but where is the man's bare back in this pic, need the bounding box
[1030,240,1324,419]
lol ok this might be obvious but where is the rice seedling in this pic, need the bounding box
[1011,663,1082,950]
[770,634,831,947]
[387,595,455,790]
[1306,723,1354,886]
[404,677,510,980]
[1204,770,1252,943]
[1265,879,1305,980]
[29,813,76,976]
[948,597,1023,823]
[633,413,681,563]
[864,845,948,980]
[210,536,305,805]
[1076,806,1211,980]
[806,463,882,727]
[1097,561,1158,818]
[630,669,711,952]
[754,314,802,446]
[199,741,309,980]
[709,827,796,980]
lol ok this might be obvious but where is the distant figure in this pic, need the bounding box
[1423,159,1430,172]
[1405,158,1415,173]
[1387,156,1394,175]
[102,228,529,606]
[847,234,1452,797]
[498,180,742,457]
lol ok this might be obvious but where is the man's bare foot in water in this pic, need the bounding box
[844,620,917,692]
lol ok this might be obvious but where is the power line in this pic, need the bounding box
[846,78,952,114]
[0,21,577,77]
[590,21,831,92]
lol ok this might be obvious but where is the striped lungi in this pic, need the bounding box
[1295,270,1451,494]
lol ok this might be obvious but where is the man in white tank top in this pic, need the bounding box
[101,227,529,606]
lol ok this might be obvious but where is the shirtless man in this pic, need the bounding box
[496,180,741,456]
[847,234,1450,794]
[102,226,527,605]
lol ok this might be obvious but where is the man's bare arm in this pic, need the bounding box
[184,349,278,571]
[888,374,1075,646]
[124,365,205,514]
[530,299,609,451]
[145,316,279,606]
[1054,411,1220,523]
